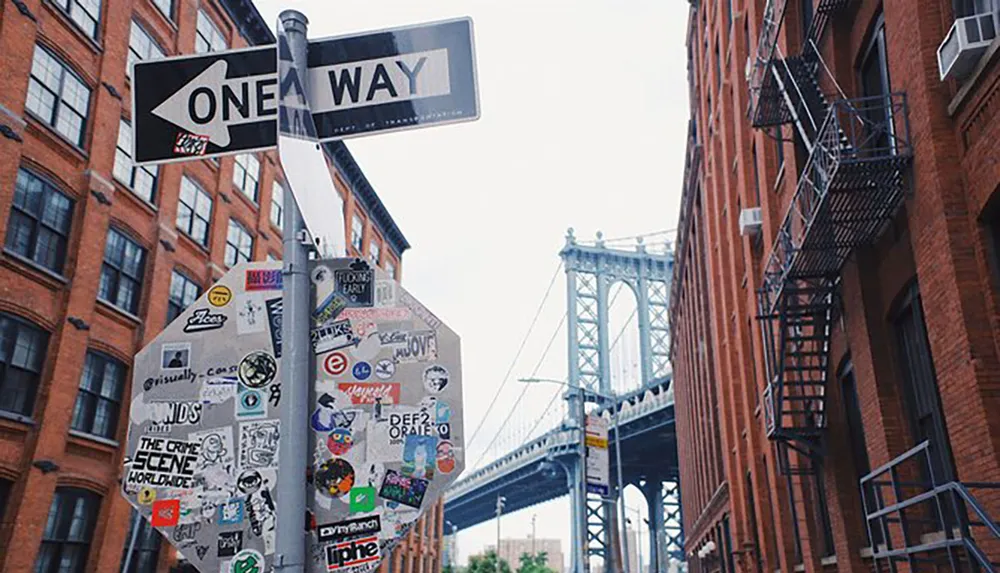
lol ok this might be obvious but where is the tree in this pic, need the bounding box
[517,552,557,573]
[467,550,512,573]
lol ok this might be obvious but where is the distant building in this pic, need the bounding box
[485,537,565,572]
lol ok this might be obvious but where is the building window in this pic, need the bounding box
[167,270,200,325]
[5,168,74,274]
[801,0,814,41]
[369,240,380,265]
[0,479,10,522]
[774,127,785,173]
[859,16,893,150]
[70,351,125,440]
[840,358,882,546]
[126,21,165,78]
[726,0,733,31]
[99,228,146,315]
[151,0,172,19]
[177,177,213,246]
[113,120,158,202]
[351,214,364,252]
[26,45,91,146]
[270,181,285,230]
[954,0,994,17]
[385,260,396,280]
[751,143,761,207]
[232,154,260,202]
[120,508,161,573]
[195,10,226,53]
[34,488,100,573]
[52,0,101,39]
[225,219,253,267]
[0,313,48,417]
[715,38,722,90]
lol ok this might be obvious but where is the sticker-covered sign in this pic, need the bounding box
[308,258,463,572]
[122,262,283,573]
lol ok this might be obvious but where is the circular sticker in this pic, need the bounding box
[239,351,277,389]
[312,265,332,284]
[323,352,348,376]
[374,359,395,380]
[353,361,372,381]
[207,285,233,307]
[327,428,353,456]
[423,364,449,393]
[230,549,264,573]
[315,458,355,498]
[138,486,156,505]
[237,469,263,495]
[437,441,456,474]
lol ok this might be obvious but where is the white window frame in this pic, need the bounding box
[369,240,380,265]
[351,214,364,252]
[232,154,260,202]
[26,45,91,146]
[270,181,285,230]
[52,0,101,39]
[126,20,165,79]
[176,177,213,246]
[225,219,253,267]
[113,119,158,203]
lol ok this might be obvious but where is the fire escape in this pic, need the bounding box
[748,0,912,475]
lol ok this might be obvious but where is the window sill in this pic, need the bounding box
[41,0,104,56]
[68,429,119,449]
[24,113,88,163]
[113,179,158,215]
[0,409,35,427]
[95,298,142,327]
[2,248,69,289]
[820,555,837,566]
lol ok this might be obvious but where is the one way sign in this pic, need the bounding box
[132,18,479,166]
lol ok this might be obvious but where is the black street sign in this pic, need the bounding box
[305,17,479,142]
[132,46,277,165]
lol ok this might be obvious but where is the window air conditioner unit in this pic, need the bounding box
[739,207,763,236]
[937,10,1000,81]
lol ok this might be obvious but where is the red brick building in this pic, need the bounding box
[671,0,1000,571]
[0,0,445,571]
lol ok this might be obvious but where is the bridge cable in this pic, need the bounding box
[466,261,564,452]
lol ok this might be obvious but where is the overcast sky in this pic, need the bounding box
[254,0,690,567]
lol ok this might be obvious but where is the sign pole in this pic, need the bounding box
[276,9,311,572]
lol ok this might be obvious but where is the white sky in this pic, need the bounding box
[253,0,690,567]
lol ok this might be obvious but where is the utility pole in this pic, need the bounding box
[496,495,507,573]
[531,513,537,556]
[579,388,589,573]
[275,9,311,573]
[611,400,631,573]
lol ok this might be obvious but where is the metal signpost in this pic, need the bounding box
[123,9,478,573]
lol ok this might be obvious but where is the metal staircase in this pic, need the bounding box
[748,0,914,475]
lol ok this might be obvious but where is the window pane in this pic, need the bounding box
[177,178,212,245]
[36,489,99,573]
[5,170,74,274]
[100,229,146,314]
[196,10,226,53]
[26,47,93,146]
[271,182,284,229]
[152,0,171,18]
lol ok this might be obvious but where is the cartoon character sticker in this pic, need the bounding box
[315,458,355,498]
[401,434,438,480]
[437,441,456,474]
[326,428,353,456]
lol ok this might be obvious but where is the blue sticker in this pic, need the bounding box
[218,499,244,525]
[352,361,372,381]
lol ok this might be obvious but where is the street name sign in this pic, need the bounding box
[132,47,278,165]
[132,18,479,165]
[585,414,610,497]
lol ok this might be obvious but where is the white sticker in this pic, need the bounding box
[235,292,267,335]
[374,279,397,308]
[200,376,237,404]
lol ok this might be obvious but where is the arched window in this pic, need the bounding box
[0,312,49,417]
[34,488,101,573]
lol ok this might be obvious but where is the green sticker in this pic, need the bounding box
[349,485,377,513]
[231,549,263,573]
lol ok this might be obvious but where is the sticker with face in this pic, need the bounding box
[422,364,449,393]
[238,351,277,389]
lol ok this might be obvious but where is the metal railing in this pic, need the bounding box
[861,441,1000,571]
[760,92,912,314]
[747,0,789,124]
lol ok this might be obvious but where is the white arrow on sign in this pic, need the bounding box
[152,60,278,147]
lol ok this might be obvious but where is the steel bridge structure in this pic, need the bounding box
[444,231,683,572]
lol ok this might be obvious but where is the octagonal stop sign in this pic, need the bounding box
[307,258,463,572]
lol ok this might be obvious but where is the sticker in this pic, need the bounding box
[239,420,280,469]
[317,515,381,542]
[189,427,235,473]
[325,535,380,570]
[337,382,400,405]
[208,285,233,307]
[236,293,267,335]
[151,499,180,527]
[374,279,396,308]
[172,521,201,545]
[349,486,377,513]
[315,458,355,498]
[423,364,449,393]
[400,289,442,330]
[144,400,203,427]
[138,486,156,505]
[402,434,438,480]
[377,330,407,346]
[386,408,439,445]
[174,131,208,156]
[237,384,267,419]
[245,269,282,291]
[374,359,395,380]
[161,342,191,371]
[238,351,277,389]
[218,498,245,525]
[311,319,359,354]
[352,361,372,381]
[437,440,456,474]
[334,260,374,305]
[349,332,381,361]
[314,291,348,327]
[312,265,332,284]
[195,545,209,559]
[311,400,360,432]
[390,330,437,364]
[265,298,283,358]
[378,469,427,509]
[183,308,228,333]
[269,383,281,408]
[237,469,263,495]
[200,376,238,404]
[218,531,244,557]
[125,436,200,489]
[436,401,451,423]
[229,549,265,573]
[323,352,348,376]
[326,428,353,456]
[340,307,411,323]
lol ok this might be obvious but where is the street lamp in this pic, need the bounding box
[495,495,507,573]
[625,505,644,573]
[519,377,630,573]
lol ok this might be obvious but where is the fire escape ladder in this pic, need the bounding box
[862,441,1000,572]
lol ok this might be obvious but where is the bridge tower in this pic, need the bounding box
[560,229,682,572]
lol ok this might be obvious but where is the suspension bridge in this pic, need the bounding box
[443,228,684,572]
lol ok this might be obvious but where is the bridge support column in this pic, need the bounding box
[643,477,684,572]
